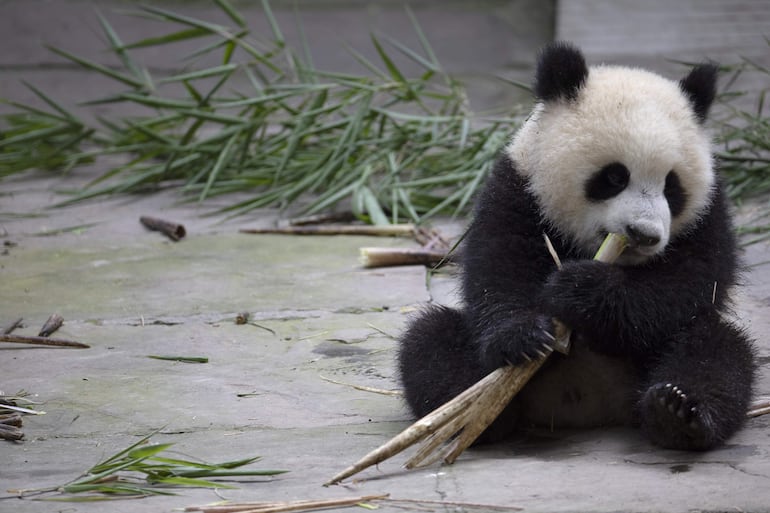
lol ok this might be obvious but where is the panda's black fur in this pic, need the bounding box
[397,43,756,451]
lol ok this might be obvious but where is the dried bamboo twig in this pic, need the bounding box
[0,334,89,348]
[240,224,416,237]
[325,233,628,486]
[2,317,24,335]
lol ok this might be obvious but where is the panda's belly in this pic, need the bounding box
[516,340,637,428]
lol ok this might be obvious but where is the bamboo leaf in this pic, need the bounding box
[45,45,146,88]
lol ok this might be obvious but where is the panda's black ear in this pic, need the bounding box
[534,42,588,102]
[679,63,718,123]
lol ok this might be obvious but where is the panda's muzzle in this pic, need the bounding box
[625,223,662,248]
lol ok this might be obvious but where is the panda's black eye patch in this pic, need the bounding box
[664,171,687,217]
[585,162,630,202]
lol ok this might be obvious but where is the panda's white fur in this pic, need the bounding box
[507,66,715,265]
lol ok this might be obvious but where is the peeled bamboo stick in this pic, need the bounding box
[324,233,628,485]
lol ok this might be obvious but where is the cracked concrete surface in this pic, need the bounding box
[2,1,770,512]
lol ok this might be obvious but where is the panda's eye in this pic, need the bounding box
[585,162,630,201]
[664,170,687,217]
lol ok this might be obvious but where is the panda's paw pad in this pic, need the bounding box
[649,383,704,435]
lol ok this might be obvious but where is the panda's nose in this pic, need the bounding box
[626,224,661,247]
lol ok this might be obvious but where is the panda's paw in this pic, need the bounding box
[642,382,717,450]
[541,260,619,327]
[477,314,556,371]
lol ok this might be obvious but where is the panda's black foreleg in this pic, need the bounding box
[397,305,519,441]
[638,312,756,450]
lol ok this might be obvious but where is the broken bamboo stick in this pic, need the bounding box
[359,247,449,268]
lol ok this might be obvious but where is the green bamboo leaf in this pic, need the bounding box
[214,0,247,28]
[0,124,75,148]
[119,92,197,109]
[123,27,211,49]
[171,468,288,478]
[200,131,239,201]
[139,6,229,35]
[371,34,407,85]
[382,35,438,72]
[359,185,389,226]
[96,11,141,79]
[405,5,442,72]
[222,40,236,64]
[45,45,145,88]
[158,64,239,84]
[261,0,285,44]
[21,81,79,121]
[145,475,236,489]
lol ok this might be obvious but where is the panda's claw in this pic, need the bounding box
[643,382,712,447]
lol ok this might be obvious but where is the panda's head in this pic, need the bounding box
[507,42,718,265]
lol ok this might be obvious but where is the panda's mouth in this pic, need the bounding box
[597,231,661,265]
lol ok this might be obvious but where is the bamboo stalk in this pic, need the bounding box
[325,233,628,485]
[0,334,89,348]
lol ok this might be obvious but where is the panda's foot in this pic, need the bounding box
[641,382,718,450]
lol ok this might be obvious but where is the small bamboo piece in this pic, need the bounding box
[325,233,628,485]
[140,216,186,241]
[38,313,64,337]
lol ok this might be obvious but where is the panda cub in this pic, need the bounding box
[398,42,756,451]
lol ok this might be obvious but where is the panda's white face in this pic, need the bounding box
[507,65,715,265]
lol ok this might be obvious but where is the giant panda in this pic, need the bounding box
[397,42,756,451]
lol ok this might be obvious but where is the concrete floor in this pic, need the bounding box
[2,1,770,512]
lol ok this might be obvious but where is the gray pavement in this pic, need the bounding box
[2,1,770,512]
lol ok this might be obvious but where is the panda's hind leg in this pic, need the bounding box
[639,312,755,450]
[397,305,487,418]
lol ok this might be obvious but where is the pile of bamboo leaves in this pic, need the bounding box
[0,0,512,224]
[11,432,286,501]
[0,0,767,226]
